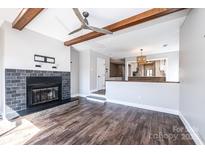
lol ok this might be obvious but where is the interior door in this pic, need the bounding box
[97,58,106,90]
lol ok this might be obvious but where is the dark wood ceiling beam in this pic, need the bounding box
[12,8,44,30]
[64,8,185,46]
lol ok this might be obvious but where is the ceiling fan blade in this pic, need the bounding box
[87,25,113,34]
[68,27,83,35]
[72,8,87,25]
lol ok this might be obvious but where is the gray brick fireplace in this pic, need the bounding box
[5,69,70,114]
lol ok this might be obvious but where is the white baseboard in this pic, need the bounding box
[72,93,89,97]
[78,93,87,97]
[71,94,79,97]
[106,99,179,115]
[179,112,204,145]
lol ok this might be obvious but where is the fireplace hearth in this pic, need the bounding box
[27,77,62,107]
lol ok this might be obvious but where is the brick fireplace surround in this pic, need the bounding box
[5,69,70,116]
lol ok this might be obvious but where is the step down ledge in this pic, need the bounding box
[86,96,106,103]
[89,93,106,98]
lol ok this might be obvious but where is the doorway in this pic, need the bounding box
[96,57,106,91]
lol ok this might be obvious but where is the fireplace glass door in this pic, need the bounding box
[32,86,59,105]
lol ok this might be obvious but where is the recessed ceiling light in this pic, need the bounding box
[163,44,168,47]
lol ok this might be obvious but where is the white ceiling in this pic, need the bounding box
[74,9,189,58]
[0,8,189,58]
[92,16,184,58]
[28,8,150,41]
[0,8,149,41]
[0,8,21,26]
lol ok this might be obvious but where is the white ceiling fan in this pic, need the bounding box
[69,8,113,35]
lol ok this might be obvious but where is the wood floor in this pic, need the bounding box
[92,89,106,95]
[0,98,195,145]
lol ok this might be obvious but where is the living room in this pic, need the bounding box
[0,2,205,151]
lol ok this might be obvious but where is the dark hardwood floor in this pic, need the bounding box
[92,89,106,95]
[0,98,195,145]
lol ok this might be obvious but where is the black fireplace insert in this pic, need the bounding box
[27,77,62,107]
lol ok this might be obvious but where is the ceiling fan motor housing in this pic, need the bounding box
[82,11,89,18]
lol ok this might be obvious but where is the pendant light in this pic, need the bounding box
[137,49,147,64]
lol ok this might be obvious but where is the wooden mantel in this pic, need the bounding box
[64,8,185,46]
[12,8,44,30]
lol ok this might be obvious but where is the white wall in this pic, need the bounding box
[79,50,91,96]
[0,26,4,116]
[180,9,205,143]
[70,47,79,97]
[106,81,179,114]
[2,22,70,72]
[125,51,179,82]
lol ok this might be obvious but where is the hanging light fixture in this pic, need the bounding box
[137,49,147,64]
